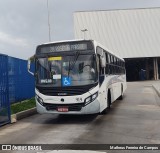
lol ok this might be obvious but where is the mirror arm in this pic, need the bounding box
[27,55,35,76]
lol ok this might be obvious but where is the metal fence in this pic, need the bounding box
[0,54,35,126]
[0,54,10,126]
[8,57,35,103]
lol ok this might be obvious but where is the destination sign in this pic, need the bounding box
[36,41,93,54]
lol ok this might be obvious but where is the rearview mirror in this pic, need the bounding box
[100,55,106,68]
[27,55,35,76]
[97,47,106,68]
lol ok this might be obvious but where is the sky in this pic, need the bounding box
[0,0,160,60]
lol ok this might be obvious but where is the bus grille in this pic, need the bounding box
[43,103,84,111]
[36,83,98,96]
[36,86,90,96]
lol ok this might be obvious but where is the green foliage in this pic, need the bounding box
[11,98,36,115]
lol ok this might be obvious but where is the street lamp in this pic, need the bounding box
[81,29,88,40]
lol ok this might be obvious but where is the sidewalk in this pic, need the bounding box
[152,81,160,97]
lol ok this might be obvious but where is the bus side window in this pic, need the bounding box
[105,52,108,63]
[123,61,125,68]
[110,55,112,64]
[115,57,118,65]
[97,55,101,75]
[97,55,105,85]
[113,65,115,74]
[113,56,115,65]
[108,54,110,64]
[117,59,120,66]
[97,55,104,75]
[110,65,112,74]
[105,53,109,74]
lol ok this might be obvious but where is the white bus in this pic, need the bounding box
[28,40,126,114]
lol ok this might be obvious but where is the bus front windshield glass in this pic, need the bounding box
[36,54,97,87]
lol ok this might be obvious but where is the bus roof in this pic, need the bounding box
[93,40,124,61]
[39,39,124,61]
[40,39,86,45]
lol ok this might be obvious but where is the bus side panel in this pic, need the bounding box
[122,75,127,93]
[106,75,126,104]
[99,78,107,113]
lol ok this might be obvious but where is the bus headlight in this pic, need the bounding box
[85,92,98,106]
[36,95,44,106]
[92,92,98,101]
[85,97,92,105]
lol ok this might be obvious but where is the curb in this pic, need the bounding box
[152,85,160,97]
[11,107,37,123]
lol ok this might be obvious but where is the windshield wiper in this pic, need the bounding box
[37,58,51,79]
[68,51,80,77]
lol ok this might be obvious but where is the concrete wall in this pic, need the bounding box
[74,8,160,58]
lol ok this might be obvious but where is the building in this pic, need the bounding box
[74,8,160,81]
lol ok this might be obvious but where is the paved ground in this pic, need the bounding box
[0,81,160,153]
[152,80,160,96]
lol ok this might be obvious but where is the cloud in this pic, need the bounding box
[0,0,160,59]
[0,31,29,47]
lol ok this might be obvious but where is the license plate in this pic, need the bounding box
[57,107,68,112]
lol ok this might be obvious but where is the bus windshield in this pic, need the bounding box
[36,54,97,87]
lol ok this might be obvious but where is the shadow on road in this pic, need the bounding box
[43,114,99,124]
[21,113,99,125]
[21,95,126,125]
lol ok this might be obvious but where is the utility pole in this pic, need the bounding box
[47,0,51,41]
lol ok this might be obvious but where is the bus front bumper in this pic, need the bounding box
[36,99,100,115]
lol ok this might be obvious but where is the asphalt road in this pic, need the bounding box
[0,81,160,153]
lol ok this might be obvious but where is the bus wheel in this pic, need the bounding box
[118,85,123,100]
[100,90,111,115]
[107,90,111,109]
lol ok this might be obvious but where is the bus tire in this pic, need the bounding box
[100,90,111,115]
[118,85,123,100]
[107,90,111,109]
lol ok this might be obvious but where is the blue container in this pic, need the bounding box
[0,55,35,126]
[8,57,35,103]
[0,54,10,126]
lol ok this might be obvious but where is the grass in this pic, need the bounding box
[10,98,36,115]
